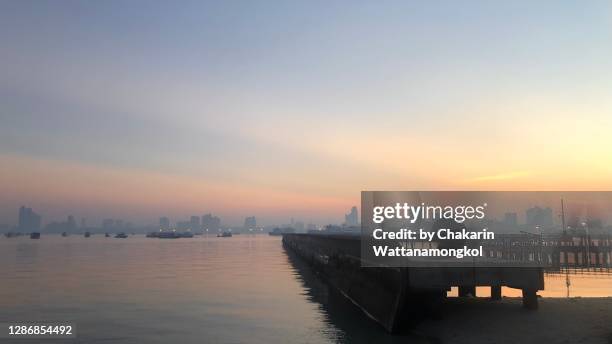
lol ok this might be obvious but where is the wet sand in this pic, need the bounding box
[415,297,612,344]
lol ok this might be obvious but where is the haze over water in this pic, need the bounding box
[1,235,610,344]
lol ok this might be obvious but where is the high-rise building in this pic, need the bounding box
[504,212,518,227]
[102,219,114,230]
[159,217,170,230]
[244,216,256,229]
[345,206,358,226]
[102,219,125,232]
[44,215,79,234]
[176,221,191,231]
[190,216,201,231]
[526,206,553,227]
[293,221,304,232]
[67,215,77,232]
[18,206,41,232]
[202,214,221,231]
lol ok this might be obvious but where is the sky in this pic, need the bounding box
[1,1,612,226]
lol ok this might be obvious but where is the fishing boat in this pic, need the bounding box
[30,232,41,239]
[179,231,194,238]
[114,232,128,238]
[158,231,180,239]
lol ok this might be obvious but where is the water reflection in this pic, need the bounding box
[0,235,609,344]
[284,247,434,344]
[1,235,344,343]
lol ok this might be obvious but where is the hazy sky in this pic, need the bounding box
[1,1,611,226]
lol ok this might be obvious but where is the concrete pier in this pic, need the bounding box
[490,285,502,300]
[283,233,544,333]
[458,286,476,297]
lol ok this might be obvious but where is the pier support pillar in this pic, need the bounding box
[490,285,502,301]
[458,285,476,297]
[522,288,538,310]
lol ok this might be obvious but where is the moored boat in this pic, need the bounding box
[179,231,194,238]
[158,231,180,239]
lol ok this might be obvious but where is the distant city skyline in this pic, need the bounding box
[3,204,358,229]
[2,1,612,225]
[5,196,609,231]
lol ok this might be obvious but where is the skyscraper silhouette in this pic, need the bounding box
[18,206,41,232]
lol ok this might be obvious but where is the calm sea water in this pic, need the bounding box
[0,235,610,343]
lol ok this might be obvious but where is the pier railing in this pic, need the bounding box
[474,232,612,274]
